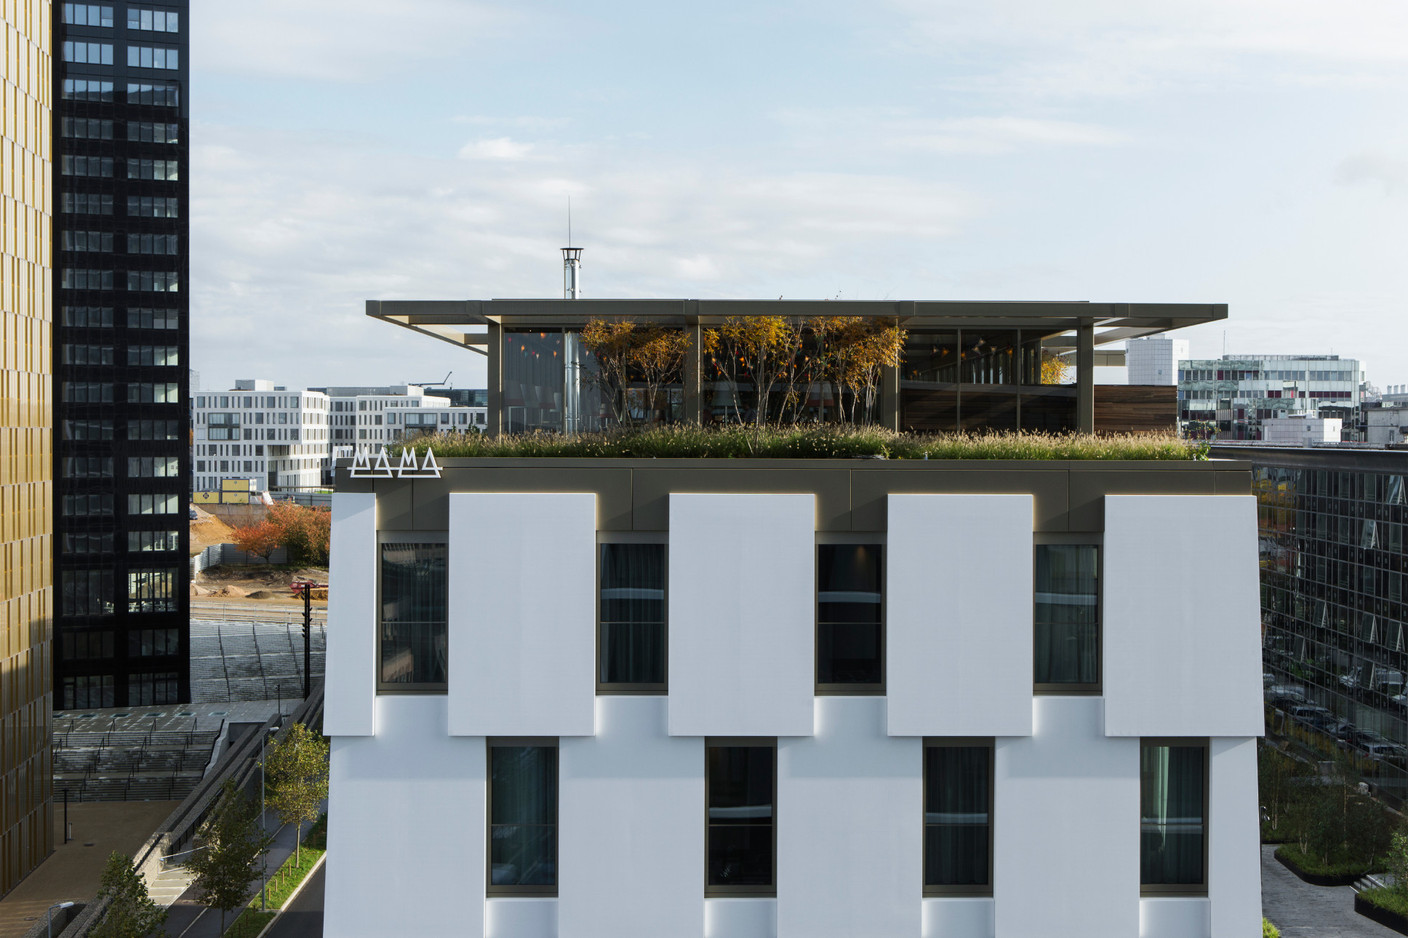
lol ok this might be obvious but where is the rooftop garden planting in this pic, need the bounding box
[391,425,1211,461]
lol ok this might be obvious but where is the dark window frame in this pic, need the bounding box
[1033,536,1102,695]
[486,738,559,898]
[815,535,886,695]
[1140,737,1210,897]
[596,534,668,694]
[923,737,995,897]
[376,532,449,694]
[705,737,777,898]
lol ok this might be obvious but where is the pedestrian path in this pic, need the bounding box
[1262,844,1404,938]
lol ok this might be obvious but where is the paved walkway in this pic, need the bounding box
[1262,844,1404,938]
[0,801,179,938]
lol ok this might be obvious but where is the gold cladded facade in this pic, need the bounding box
[1,0,53,896]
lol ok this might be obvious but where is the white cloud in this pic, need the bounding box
[194,0,516,82]
[458,137,537,160]
[886,0,1408,98]
[1337,153,1408,195]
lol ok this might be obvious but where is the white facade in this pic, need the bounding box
[1366,405,1408,446]
[322,384,487,458]
[1126,336,1189,386]
[1262,416,1343,445]
[191,379,329,493]
[325,471,1262,938]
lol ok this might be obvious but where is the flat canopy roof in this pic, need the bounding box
[366,298,1227,359]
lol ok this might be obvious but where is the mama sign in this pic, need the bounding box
[348,447,441,479]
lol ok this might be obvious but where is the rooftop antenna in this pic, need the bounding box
[562,198,582,299]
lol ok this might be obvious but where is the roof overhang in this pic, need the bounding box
[366,298,1227,359]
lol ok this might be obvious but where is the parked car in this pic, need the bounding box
[1267,685,1307,708]
[1288,705,1333,730]
[1362,741,1408,768]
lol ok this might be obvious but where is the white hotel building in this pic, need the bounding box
[325,460,1262,938]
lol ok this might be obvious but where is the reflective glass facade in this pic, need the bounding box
[52,0,189,708]
[2,0,55,895]
[1220,446,1408,805]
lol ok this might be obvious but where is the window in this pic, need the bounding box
[64,532,115,553]
[63,381,114,403]
[817,542,883,691]
[61,569,113,616]
[924,740,993,895]
[127,307,178,329]
[62,494,114,516]
[61,155,114,178]
[126,271,179,293]
[598,542,666,691]
[379,540,447,690]
[128,420,180,440]
[126,234,179,255]
[130,672,179,705]
[63,674,115,709]
[127,7,179,31]
[127,121,179,143]
[128,456,178,478]
[63,631,114,660]
[127,45,179,69]
[1033,543,1100,691]
[129,628,179,655]
[61,230,114,252]
[62,117,114,139]
[62,457,113,478]
[61,269,115,290]
[128,530,179,552]
[706,740,776,896]
[1140,740,1207,894]
[62,306,114,327]
[127,195,179,218]
[488,741,558,895]
[128,567,176,612]
[63,3,114,27]
[127,493,179,515]
[62,418,114,440]
[127,382,179,403]
[127,159,179,181]
[61,79,114,102]
[127,81,179,106]
[126,345,179,366]
[61,192,114,214]
[62,41,114,64]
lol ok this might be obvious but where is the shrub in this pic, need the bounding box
[1263,917,1280,938]
[391,426,1209,462]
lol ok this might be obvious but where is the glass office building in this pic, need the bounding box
[1218,444,1408,803]
[52,0,189,708]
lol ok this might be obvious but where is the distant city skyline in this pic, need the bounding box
[190,0,1408,392]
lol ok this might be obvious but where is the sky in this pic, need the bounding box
[189,0,1408,394]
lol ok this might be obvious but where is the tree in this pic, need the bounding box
[1040,350,1070,385]
[90,851,167,938]
[231,519,280,563]
[265,503,331,566]
[580,319,692,426]
[188,780,273,933]
[265,723,330,865]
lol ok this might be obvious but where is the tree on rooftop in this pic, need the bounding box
[580,319,691,426]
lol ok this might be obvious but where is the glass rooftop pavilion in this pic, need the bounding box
[365,299,1227,436]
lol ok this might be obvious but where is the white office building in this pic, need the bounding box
[317,384,487,460]
[192,380,329,493]
[323,457,1263,938]
[1126,336,1189,386]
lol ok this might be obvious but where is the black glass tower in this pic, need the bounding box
[52,1,190,708]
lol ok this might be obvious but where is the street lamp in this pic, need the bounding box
[48,901,74,938]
